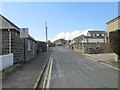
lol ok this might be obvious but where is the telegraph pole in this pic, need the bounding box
[45,22,48,52]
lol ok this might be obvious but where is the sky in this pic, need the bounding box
[1,2,118,42]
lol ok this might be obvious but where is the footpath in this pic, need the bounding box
[2,52,51,88]
[84,53,119,69]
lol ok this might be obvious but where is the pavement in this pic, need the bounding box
[2,52,51,88]
[84,53,119,68]
[0,77,1,90]
[50,47,118,88]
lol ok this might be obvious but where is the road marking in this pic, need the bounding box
[42,60,50,89]
[33,57,49,89]
[99,62,120,71]
[86,56,119,71]
[46,57,53,88]
[86,56,97,62]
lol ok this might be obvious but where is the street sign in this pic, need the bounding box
[20,28,29,38]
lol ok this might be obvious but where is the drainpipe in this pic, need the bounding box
[8,29,11,54]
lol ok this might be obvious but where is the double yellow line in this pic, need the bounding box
[42,57,53,89]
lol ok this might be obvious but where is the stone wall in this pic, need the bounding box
[69,42,113,54]
[2,29,39,64]
[0,29,2,55]
[11,29,24,63]
[83,43,113,54]
[2,29,9,55]
[25,38,38,62]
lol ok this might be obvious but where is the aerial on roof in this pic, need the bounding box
[106,16,120,24]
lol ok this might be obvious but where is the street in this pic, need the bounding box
[50,47,118,88]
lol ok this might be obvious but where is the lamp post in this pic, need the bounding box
[45,22,48,52]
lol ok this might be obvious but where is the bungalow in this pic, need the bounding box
[0,15,39,64]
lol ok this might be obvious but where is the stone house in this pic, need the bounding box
[70,35,84,51]
[0,15,39,64]
[87,30,106,37]
[70,30,113,54]
[54,39,67,46]
[64,40,71,49]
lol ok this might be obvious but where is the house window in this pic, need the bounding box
[15,32,18,35]
[99,34,102,36]
[102,34,104,36]
[93,34,96,36]
[96,34,99,36]
[28,40,31,51]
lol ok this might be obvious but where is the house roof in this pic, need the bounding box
[0,14,20,31]
[0,14,38,42]
[88,30,106,35]
[27,34,38,43]
[72,35,84,41]
[106,16,120,24]
[71,35,85,44]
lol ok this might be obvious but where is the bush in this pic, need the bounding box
[109,30,120,55]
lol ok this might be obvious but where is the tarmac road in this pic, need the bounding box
[50,47,118,88]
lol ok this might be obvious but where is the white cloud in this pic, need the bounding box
[50,29,94,42]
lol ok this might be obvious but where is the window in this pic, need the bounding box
[15,32,18,35]
[28,40,31,51]
[93,34,96,36]
[96,34,99,36]
[102,34,104,36]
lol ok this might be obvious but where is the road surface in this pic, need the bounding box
[50,47,118,88]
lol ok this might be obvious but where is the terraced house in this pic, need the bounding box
[0,15,39,67]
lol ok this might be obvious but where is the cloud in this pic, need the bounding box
[50,29,93,42]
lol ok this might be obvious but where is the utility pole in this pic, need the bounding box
[24,38,26,64]
[45,22,48,52]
